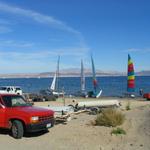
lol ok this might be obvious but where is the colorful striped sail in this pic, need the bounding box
[127,54,135,92]
[91,55,98,95]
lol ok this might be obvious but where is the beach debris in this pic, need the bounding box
[38,105,89,122]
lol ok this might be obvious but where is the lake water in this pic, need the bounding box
[0,76,150,96]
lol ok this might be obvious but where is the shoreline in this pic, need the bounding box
[0,75,150,79]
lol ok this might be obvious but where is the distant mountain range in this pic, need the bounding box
[0,69,150,78]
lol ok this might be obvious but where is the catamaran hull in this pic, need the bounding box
[76,100,121,108]
[52,91,64,97]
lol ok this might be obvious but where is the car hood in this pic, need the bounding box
[13,106,54,116]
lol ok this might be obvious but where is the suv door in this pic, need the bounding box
[0,98,6,127]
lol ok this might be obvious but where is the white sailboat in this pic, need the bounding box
[50,72,56,91]
[81,60,85,92]
[80,60,88,97]
[50,56,64,97]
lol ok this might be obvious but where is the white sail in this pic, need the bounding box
[81,60,85,92]
[50,56,64,96]
[50,72,56,91]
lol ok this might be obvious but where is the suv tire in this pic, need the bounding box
[11,120,24,139]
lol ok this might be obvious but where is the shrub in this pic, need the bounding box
[111,127,126,135]
[95,108,125,127]
[126,101,131,110]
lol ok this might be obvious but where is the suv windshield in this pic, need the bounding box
[16,88,21,90]
[2,95,30,107]
[0,87,7,90]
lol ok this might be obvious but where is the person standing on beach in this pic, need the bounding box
[139,88,144,96]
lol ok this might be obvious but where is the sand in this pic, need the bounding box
[0,97,150,150]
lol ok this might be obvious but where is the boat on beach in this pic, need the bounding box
[88,55,102,98]
[80,59,86,96]
[125,54,135,97]
[50,56,64,97]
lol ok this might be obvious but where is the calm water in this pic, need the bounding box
[0,76,150,96]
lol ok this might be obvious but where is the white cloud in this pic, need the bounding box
[0,2,90,73]
[0,2,89,52]
[0,26,12,33]
[0,18,11,25]
[0,39,34,47]
[0,47,90,73]
[0,46,89,60]
[0,2,81,35]
[124,48,150,53]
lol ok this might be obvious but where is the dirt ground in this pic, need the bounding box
[0,98,150,150]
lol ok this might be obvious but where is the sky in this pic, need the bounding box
[0,0,150,73]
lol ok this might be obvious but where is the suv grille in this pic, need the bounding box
[39,116,52,122]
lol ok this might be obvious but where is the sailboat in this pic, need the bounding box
[91,55,102,98]
[80,60,88,97]
[50,56,64,97]
[127,54,135,97]
[81,60,85,92]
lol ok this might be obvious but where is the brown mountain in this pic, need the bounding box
[0,69,149,78]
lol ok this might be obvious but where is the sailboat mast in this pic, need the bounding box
[56,56,60,92]
[91,55,97,94]
[81,59,85,92]
[127,54,135,93]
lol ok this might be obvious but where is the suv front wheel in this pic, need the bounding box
[11,120,24,139]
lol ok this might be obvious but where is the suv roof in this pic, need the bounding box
[0,86,21,88]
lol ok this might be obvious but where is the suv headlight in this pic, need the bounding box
[30,116,39,123]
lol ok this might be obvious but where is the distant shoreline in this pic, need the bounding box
[0,74,149,79]
[0,69,149,78]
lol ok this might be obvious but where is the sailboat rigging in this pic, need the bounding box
[81,59,85,93]
[50,56,64,97]
[79,59,88,97]
[91,55,102,98]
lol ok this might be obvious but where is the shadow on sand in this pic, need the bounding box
[0,128,49,138]
[24,130,49,138]
[0,128,10,136]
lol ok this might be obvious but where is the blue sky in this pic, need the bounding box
[0,0,150,73]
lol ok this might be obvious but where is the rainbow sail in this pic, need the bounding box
[127,54,135,93]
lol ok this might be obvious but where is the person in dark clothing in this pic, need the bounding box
[139,88,144,96]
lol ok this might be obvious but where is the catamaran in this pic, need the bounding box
[91,55,102,98]
[50,56,64,97]
[80,59,88,97]
[81,59,85,93]
[127,54,135,97]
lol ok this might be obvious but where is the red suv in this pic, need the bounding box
[0,94,54,139]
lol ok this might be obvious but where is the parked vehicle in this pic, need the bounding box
[29,90,57,102]
[0,86,23,95]
[143,93,150,100]
[0,94,55,139]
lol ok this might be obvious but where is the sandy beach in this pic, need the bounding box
[0,97,150,150]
